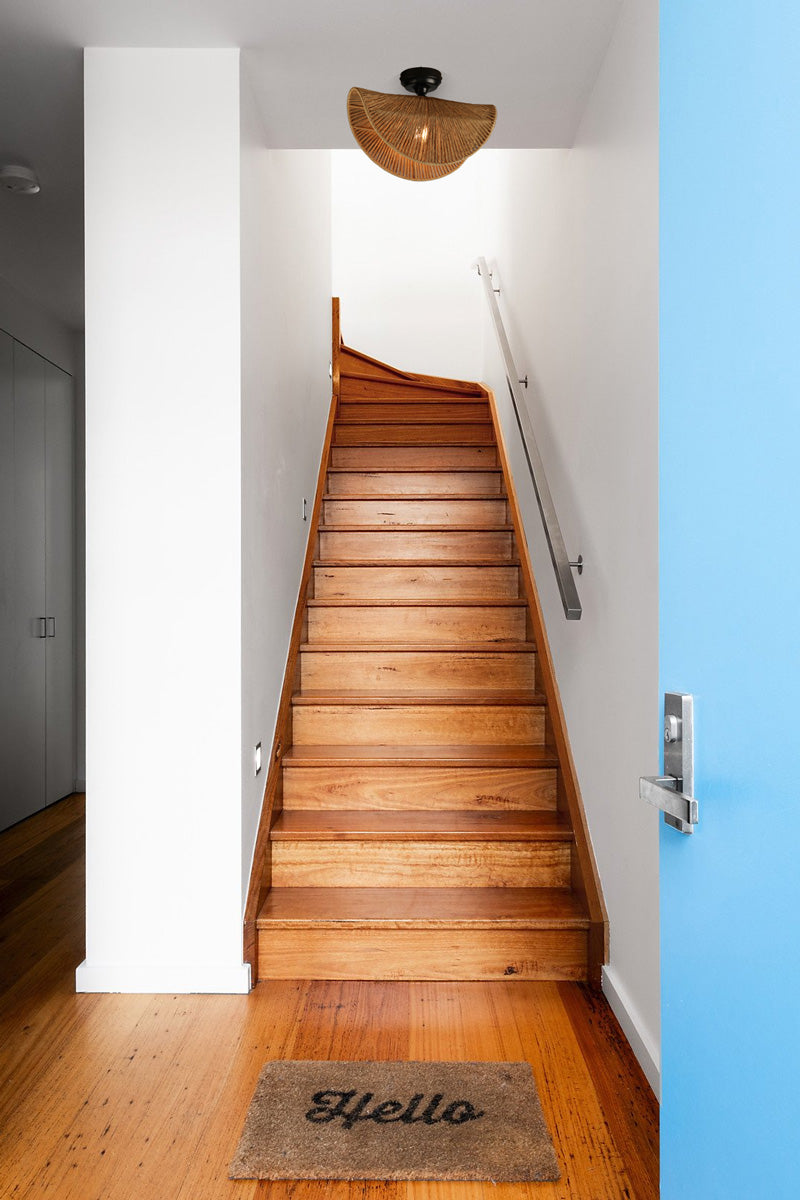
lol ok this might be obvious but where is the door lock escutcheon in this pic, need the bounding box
[639,691,698,834]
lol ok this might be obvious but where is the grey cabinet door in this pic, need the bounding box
[0,340,47,829]
[45,363,75,804]
[0,332,17,824]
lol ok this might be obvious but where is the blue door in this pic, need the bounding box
[660,4,800,1197]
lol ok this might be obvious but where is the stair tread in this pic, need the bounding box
[257,887,588,929]
[283,744,559,767]
[340,372,482,393]
[326,467,504,474]
[323,493,504,501]
[320,524,514,532]
[314,559,521,567]
[292,690,546,706]
[271,811,571,842]
[332,442,496,448]
[335,418,493,426]
[299,641,535,653]
[307,598,526,608]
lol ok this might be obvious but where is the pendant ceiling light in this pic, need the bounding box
[347,67,496,182]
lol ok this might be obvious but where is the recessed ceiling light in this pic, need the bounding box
[0,165,40,195]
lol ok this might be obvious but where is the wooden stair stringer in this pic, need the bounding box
[483,382,609,982]
[242,299,341,977]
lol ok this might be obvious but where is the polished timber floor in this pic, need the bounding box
[0,794,658,1198]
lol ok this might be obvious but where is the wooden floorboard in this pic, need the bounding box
[0,795,658,1199]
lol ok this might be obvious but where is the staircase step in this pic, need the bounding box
[338,402,491,422]
[306,600,527,643]
[339,378,483,402]
[331,446,498,469]
[321,524,515,531]
[282,762,558,812]
[271,815,571,888]
[342,380,483,399]
[313,564,521,600]
[323,492,504,500]
[283,744,558,767]
[258,886,587,927]
[314,558,521,566]
[339,375,482,398]
[291,701,545,746]
[256,888,588,980]
[271,810,569,841]
[326,470,505,496]
[334,425,496,446]
[299,645,536,691]
[323,463,501,492]
[319,528,515,562]
[293,689,544,705]
[322,497,508,526]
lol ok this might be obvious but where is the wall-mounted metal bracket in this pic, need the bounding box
[639,691,697,834]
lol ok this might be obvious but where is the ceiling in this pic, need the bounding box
[0,0,621,331]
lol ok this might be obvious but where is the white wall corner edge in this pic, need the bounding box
[75,960,252,995]
[602,964,661,1101]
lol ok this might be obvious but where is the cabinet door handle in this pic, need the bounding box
[47,617,56,637]
[37,617,47,637]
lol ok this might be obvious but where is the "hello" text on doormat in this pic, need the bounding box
[305,1089,486,1130]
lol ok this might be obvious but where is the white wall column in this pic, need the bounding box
[79,48,248,992]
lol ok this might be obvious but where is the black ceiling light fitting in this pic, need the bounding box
[399,67,443,96]
[347,66,496,182]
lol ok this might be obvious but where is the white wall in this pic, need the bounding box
[79,48,247,993]
[73,333,86,789]
[481,0,660,1090]
[79,51,333,992]
[240,78,332,904]
[331,151,483,379]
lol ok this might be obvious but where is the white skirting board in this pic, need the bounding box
[75,960,252,995]
[602,964,661,1100]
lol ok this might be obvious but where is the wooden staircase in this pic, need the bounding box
[243,302,607,985]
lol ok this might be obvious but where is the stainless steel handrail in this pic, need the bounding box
[476,257,582,620]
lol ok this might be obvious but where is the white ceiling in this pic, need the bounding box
[0,0,621,330]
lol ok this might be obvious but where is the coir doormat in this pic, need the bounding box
[229,1060,560,1182]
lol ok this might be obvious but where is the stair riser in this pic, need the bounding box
[300,650,536,691]
[338,403,491,422]
[334,425,494,446]
[313,565,521,600]
[307,606,526,643]
[292,704,545,746]
[319,530,514,562]
[257,929,588,981]
[323,498,507,526]
[282,765,558,811]
[326,471,505,496]
[272,841,571,889]
[331,446,498,469]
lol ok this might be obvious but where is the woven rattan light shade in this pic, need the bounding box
[347,87,496,181]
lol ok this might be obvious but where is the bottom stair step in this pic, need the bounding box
[256,887,589,981]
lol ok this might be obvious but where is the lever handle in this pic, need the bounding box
[639,775,698,832]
